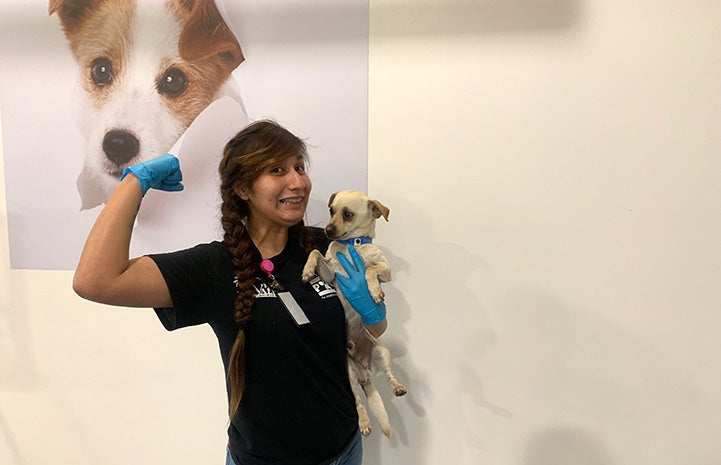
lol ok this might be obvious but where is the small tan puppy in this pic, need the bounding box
[302,190,406,438]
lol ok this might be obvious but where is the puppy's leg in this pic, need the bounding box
[316,255,336,285]
[302,249,324,282]
[362,380,391,438]
[373,343,407,397]
[348,359,373,437]
[366,263,391,304]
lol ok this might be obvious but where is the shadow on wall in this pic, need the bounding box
[522,425,619,465]
[493,283,721,464]
[372,0,584,37]
[354,192,509,464]
[236,0,584,42]
[0,409,27,465]
[0,0,583,51]
[361,244,431,463]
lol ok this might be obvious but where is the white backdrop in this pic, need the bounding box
[2,0,721,464]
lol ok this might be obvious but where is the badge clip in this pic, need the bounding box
[260,259,310,326]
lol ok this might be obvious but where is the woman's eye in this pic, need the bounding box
[295,165,306,173]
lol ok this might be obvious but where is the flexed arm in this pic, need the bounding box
[73,155,183,308]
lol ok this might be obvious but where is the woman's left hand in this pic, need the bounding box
[335,245,387,326]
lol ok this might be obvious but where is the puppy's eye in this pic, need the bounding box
[342,210,354,222]
[157,68,188,97]
[90,58,114,87]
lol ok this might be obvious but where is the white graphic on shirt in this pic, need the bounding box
[236,277,336,299]
[253,279,276,298]
[309,276,337,299]
[234,276,277,298]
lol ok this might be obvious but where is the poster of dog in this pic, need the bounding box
[0,0,369,270]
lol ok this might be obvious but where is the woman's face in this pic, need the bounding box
[238,155,312,230]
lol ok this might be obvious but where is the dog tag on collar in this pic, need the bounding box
[277,292,311,326]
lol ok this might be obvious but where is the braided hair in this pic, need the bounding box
[218,120,315,419]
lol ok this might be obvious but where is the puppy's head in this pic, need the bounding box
[325,190,390,241]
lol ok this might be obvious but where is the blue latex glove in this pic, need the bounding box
[335,245,387,326]
[120,153,184,196]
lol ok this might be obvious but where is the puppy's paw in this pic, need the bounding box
[369,283,385,305]
[393,384,407,397]
[301,264,316,283]
[302,252,323,282]
[359,420,372,437]
[373,291,385,305]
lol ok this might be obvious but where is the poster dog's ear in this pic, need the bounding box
[49,0,101,32]
[178,0,244,70]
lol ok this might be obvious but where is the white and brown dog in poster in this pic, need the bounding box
[49,0,245,209]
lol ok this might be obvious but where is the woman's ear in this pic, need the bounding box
[234,185,249,200]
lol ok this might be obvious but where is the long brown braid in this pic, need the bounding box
[218,120,316,419]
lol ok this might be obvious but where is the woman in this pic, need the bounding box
[73,120,388,465]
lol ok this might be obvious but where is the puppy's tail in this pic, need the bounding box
[362,381,391,438]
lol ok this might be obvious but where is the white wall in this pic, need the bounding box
[2,1,721,464]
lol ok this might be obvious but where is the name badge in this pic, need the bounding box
[277,291,310,325]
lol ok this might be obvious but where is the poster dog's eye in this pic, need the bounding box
[90,57,114,86]
[157,68,188,97]
[342,210,354,221]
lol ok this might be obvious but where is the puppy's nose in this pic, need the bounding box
[325,224,336,239]
[103,129,140,166]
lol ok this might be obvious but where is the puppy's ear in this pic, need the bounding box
[327,192,338,208]
[49,0,101,32]
[369,200,390,222]
[178,0,244,71]
[48,0,63,15]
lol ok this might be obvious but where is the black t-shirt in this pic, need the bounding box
[149,229,358,465]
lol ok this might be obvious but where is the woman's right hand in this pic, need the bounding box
[120,153,184,196]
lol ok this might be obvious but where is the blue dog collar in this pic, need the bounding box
[335,236,373,246]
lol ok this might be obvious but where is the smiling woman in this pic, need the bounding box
[72,119,387,465]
